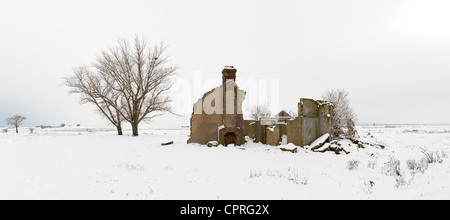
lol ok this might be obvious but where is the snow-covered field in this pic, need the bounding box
[0,125,449,200]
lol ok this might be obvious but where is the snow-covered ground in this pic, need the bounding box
[0,125,449,200]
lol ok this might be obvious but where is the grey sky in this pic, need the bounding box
[1,0,450,128]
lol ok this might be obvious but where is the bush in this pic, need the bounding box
[421,148,443,164]
[287,168,308,185]
[417,158,429,173]
[406,159,418,171]
[1,128,8,133]
[383,156,401,177]
[321,89,357,138]
[367,160,376,169]
[347,160,360,170]
[394,175,408,188]
[406,158,429,173]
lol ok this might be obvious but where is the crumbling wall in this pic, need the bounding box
[287,117,302,146]
[266,126,279,146]
[187,88,223,145]
[187,80,246,146]
[266,123,287,146]
[286,98,333,147]
[317,101,333,138]
[244,120,256,139]
[254,121,266,144]
[302,117,318,146]
[188,65,332,148]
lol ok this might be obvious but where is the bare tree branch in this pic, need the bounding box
[249,104,272,121]
[321,88,357,138]
[65,66,124,135]
[66,35,177,136]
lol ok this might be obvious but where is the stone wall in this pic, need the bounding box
[266,124,287,146]
[187,88,223,145]
[188,66,332,148]
[286,98,333,147]
[244,120,256,140]
[187,80,246,146]
[287,117,302,146]
[254,121,266,144]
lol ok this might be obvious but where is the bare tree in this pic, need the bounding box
[6,115,27,133]
[321,89,357,138]
[288,110,298,118]
[249,104,272,120]
[65,66,124,135]
[66,36,177,136]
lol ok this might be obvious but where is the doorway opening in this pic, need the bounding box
[224,132,236,146]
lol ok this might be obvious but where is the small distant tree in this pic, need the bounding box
[321,89,357,138]
[6,115,27,134]
[249,104,272,121]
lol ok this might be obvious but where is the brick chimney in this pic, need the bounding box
[222,66,237,84]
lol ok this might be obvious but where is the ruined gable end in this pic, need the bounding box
[188,66,246,146]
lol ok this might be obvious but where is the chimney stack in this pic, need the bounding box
[222,66,237,84]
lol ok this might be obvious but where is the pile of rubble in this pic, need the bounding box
[280,133,385,155]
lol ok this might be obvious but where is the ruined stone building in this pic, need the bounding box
[187,66,246,146]
[248,99,333,147]
[188,66,333,147]
[286,99,333,146]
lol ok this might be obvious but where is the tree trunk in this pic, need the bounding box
[132,123,139,136]
[117,125,123,136]
[15,126,18,134]
[116,109,123,136]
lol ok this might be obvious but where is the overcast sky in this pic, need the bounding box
[1,0,450,128]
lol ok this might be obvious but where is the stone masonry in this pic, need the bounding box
[188,66,333,148]
[187,66,246,146]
